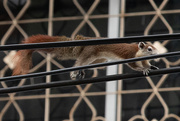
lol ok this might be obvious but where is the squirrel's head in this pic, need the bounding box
[137,42,158,57]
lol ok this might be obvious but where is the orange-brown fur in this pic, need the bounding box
[13,35,102,76]
[12,34,158,78]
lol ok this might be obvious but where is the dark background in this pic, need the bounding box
[0,0,180,121]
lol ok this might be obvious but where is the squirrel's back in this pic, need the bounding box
[22,34,72,44]
[12,35,100,75]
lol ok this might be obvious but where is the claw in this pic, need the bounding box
[78,70,85,79]
[143,68,150,76]
[150,65,159,70]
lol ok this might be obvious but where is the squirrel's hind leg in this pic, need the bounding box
[70,49,98,80]
[70,70,85,80]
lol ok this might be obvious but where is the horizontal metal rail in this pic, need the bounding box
[0,33,180,94]
[0,33,180,51]
[0,66,180,94]
[0,51,179,82]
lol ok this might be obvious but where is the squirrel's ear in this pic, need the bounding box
[138,42,146,49]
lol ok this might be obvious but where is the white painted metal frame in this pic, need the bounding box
[105,0,120,121]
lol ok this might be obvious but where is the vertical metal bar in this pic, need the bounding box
[105,0,120,121]
[44,0,54,121]
[117,0,125,121]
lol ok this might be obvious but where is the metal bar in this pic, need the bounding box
[106,0,120,120]
[0,33,180,51]
[0,51,180,82]
[0,67,180,94]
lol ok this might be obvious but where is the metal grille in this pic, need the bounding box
[0,0,180,121]
[119,0,180,121]
[0,0,107,121]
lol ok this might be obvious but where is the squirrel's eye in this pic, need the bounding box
[148,47,152,52]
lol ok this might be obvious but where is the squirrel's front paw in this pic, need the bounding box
[142,68,151,76]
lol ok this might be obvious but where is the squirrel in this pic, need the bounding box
[12,34,159,79]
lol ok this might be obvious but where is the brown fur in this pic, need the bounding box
[13,50,33,75]
[12,35,101,75]
[12,35,158,77]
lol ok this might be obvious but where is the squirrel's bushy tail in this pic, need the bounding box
[12,35,61,76]
[12,49,34,75]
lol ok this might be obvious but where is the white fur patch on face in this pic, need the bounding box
[153,41,167,54]
[153,42,167,62]
[135,49,144,57]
